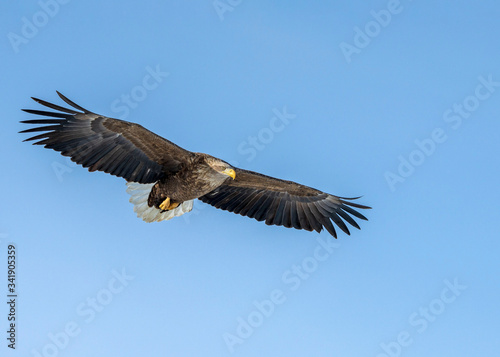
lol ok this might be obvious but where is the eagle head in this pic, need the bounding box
[205,157,236,180]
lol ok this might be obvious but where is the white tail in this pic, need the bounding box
[125,182,194,223]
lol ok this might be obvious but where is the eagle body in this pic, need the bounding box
[148,153,233,209]
[21,92,370,238]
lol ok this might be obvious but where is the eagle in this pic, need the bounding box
[20,92,370,238]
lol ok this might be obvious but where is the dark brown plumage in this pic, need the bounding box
[20,92,370,238]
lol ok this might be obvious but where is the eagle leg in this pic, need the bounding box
[159,197,180,211]
[168,202,180,210]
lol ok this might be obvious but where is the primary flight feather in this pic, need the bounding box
[20,92,370,238]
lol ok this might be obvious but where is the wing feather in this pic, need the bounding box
[253,194,277,222]
[200,168,370,238]
[238,191,265,217]
[265,196,282,226]
[340,204,368,221]
[272,195,287,226]
[232,189,258,215]
[20,92,193,183]
[281,200,292,228]
[296,202,314,232]
[290,201,301,230]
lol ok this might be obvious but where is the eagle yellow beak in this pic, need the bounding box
[223,168,236,180]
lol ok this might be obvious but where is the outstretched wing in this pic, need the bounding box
[200,168,370,238]
[20,92,193,183]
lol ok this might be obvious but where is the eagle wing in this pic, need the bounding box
[20,92,193,183]
[200,168,370,238]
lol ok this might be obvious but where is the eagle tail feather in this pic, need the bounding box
[125,182,193,222]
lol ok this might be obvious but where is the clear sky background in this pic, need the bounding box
[1,1,499,356]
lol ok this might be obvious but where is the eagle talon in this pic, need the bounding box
[168,202,180,210]
[159,197,180,211]
[159,197,171,211]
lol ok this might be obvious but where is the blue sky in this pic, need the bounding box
[1,1,499,356]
